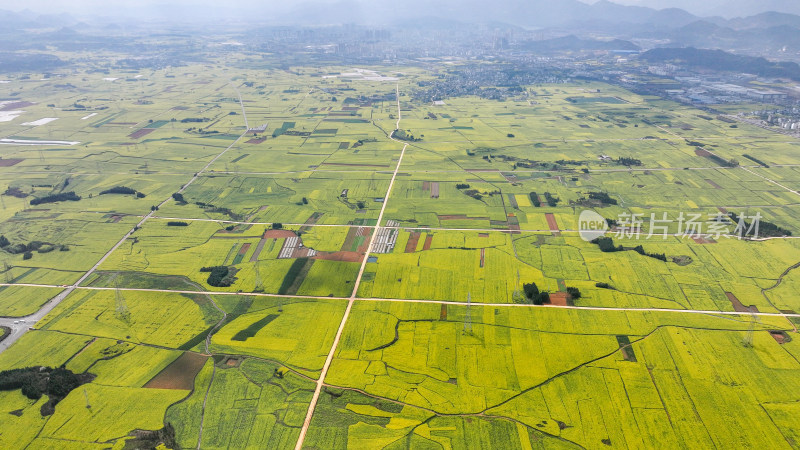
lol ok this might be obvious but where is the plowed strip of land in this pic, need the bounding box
[405,232,421,253]
[143,352,209,390]
[250,238,268,262]
[129,128,154,139]
[422,234,433,251]
[546,213,560,236]
[264,229,297,239]
[726,292,758,313]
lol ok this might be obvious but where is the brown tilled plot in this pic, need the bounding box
[0,159,23,167]
[545,213,560,236]
[0,101,34,111]
[725,292,757,313]
[405,232,421,253]
[422,234,433,251]
[143,352,209,390]
[315,251,363,262]
[264,229,297,239]
[548,292,569,306]
[128,129,154,139]
[705,179,722,189]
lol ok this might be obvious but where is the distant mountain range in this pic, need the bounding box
[3,1,800,60]
[613,0,800,18]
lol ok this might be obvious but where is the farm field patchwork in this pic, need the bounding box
[0,60,799,449]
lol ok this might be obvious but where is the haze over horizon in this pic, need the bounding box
[2,0,799,22]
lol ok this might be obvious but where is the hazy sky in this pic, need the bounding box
[0,0,792,20]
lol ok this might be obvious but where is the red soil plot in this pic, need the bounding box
[692,236,717,244]
[430,182,440,199]
[440,304,447,320]
[545,213,560,236]
[547,292,570,307]
[405,232,421,253]
[480,248,485,268]
[315,251,363,263]
[705,179,722,189]
[725,292,758,313]
[143,352,209,390]
[246,137,266,144]
[0,159,23,167]
[422,181,430,192]
[264,229,297,239]
[770,331,789,344]
[238,243,251,255]
[694,148,713,157]
[423,234,433,251]
[128,128,154,139]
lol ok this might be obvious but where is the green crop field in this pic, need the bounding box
[0,52,799,450]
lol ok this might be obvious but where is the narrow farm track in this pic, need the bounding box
[0,83,250,354]
[295,83,407,449]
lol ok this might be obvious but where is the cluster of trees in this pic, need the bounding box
[616,157,642,167]
[455,184,471,190]
[632,245,667,262]
[742,154,769,168]
[1,238,67,259]
[30,192,81,206]
[181,117,209,123]
[595,282,615,290]
[195,202,241,221]
[543,192,560,207]
[391,129,421,142]
[592,237,668,262]
[200,266,236,287]
[587,191,618,206]
[0,366,94,416]
[172,193,186,204]
[463,189,484,201]
[99,186,145,198]
[708,153,739,168]
[529,192,541,207]
[566,287,582,299]
[729,213,791,238]
[522,282,550,305]
[592,237,624,253]
[167,221,188,227]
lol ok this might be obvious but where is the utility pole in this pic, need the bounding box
[113,274,131,323]
[743,306,759,348]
